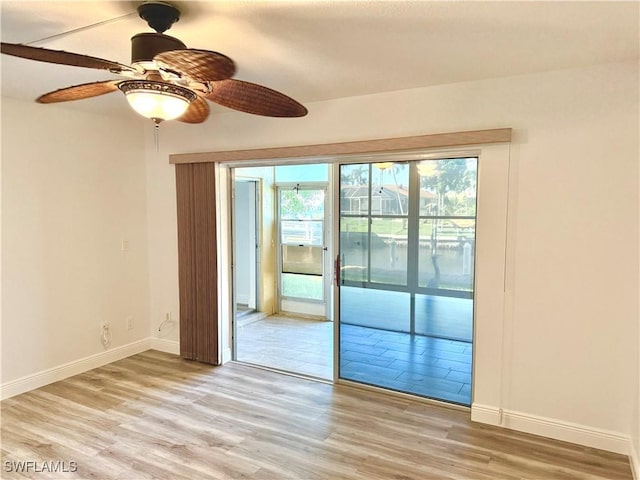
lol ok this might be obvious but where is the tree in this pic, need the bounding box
[349,165,368,186]
[420,159,474,201]
[374,162,408,215]
[281,189,324,219]
[419,159,476,288]
[390,163,408,215]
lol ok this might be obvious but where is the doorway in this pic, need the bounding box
[230,158,477,404]
[277,185,330,317]
[234,179,259,315]
[232,164,334,380]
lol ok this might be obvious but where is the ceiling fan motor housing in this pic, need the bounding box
[137,2,180,33]
[131,33,186,65]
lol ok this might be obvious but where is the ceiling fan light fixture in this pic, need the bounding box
[373,162,394,171]
[417,162,437,177]
[118,80,195,122]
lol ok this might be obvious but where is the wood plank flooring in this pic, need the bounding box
[1,350,633,479]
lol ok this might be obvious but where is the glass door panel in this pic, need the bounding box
[338,159,477,406]
[340,217,369,283]
[370,217,408,285]
[417,219,476,292]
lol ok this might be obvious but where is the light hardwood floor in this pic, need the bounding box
[1,350,633,479]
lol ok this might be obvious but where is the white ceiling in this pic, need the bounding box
[1,1,638,118]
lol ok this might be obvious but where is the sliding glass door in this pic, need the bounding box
[337,158,477,405]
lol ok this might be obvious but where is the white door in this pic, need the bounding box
[278,185,329,317]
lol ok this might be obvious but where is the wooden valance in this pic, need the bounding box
[170,128,512,164]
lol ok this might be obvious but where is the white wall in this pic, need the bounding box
[1,97,149,385]
[143,61,638,452]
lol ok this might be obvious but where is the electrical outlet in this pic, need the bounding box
[126,316,134,330]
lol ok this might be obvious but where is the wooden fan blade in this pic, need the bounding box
[177,95,210,124]
[37,80,121,104]
[1,42,135,73]
[203,79,307,117]
[154,49,235,83]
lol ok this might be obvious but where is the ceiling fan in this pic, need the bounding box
[0,1,308,124]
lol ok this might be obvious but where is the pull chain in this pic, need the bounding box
[154,121,160,152]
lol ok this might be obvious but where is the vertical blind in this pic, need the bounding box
[175,163,219,364]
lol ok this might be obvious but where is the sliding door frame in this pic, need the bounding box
[171,128,513,414]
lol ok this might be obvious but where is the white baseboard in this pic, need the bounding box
[630,440,639,480]
[1,339,151,401]
[471,404,630,455]
[149,337,180,355]
[471,403,501,425]
[501,408,630,455]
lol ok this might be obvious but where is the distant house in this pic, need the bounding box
[340,184,437,215]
